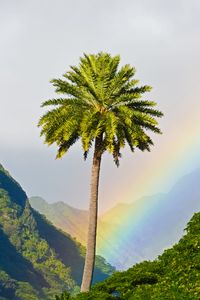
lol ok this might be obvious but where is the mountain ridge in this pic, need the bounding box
[30,168,200,269]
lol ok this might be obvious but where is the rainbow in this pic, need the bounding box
[96,107,200,269]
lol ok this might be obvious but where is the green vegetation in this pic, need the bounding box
[56,211,200,299]
[38,52,163,291]
[0,189,72,300]
[0,165,114,300]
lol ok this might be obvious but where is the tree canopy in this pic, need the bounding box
[39,53,163,165]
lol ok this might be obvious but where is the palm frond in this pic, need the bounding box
[56,134,80,158]
[39,52,163,162]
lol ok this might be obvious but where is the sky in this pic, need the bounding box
[1,0,200,213]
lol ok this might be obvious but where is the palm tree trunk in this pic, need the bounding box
[81,135,103,292]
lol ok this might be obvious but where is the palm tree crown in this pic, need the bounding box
[39,52,163,165]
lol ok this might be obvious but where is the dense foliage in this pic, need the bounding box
[38,52,163,165]
[56,212,200,299]
[0,165,114,299]
[0,182,77,299]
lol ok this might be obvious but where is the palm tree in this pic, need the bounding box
[38,52,163,292]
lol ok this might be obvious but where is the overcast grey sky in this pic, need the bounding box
[1,0,200,212]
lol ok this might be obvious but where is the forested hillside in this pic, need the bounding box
[0,164,114,300]
[56,211,200,299]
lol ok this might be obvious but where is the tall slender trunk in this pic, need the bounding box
[81,135,103,292]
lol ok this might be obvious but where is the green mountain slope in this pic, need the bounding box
[0,164,114,300]
[57,211,200,299]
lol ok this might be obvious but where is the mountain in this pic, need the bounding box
[100,168,200,268]
[0,164,114,300]
[30,168,200,270]
[29,197,107,251]
[29,197,89,245]
[57,211,200,299]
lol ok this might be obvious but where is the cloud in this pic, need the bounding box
[1,0,200,211]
